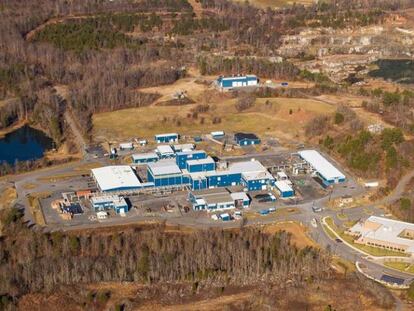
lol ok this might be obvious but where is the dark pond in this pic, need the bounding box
[0,125,54,165]
[369,59,414,84]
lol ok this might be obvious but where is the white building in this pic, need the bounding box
[348,216,414,254]
[298,150,345,186]
[91,166,142,192]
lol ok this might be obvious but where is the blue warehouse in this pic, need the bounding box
[186,157,216,173]
[176,150,207,169]
[217,75,258,90]
[147,160,188,187]
[235,133,261,146]
[155,133,179,143]
[275,180,294,198]
[91,195,129,214]
[132,152,159,164]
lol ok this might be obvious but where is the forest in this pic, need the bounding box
[0,213,331,305]
[1,0,414,146]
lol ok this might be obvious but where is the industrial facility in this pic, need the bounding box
[189,188,250,211]
[347,216,414,254]
[216,75,258,90]
[91,195,129,214]
[90,148,346,215]
[298,150,346,186]
[91,166,143,192]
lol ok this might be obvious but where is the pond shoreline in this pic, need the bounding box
[0,121,28,139]
[0,124,55,166]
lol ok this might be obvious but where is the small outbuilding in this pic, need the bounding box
[155,133,179,143]
[156,145,175,159]
[119,142,134,150]
[234,133,261,146]
[132,152,159,164]
[275,180,294,198]
[217,75,258,90]
[91,195,129,214]
[211,131,225,139]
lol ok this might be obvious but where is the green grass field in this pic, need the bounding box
[93,97,334,142]
[384,261,414,274]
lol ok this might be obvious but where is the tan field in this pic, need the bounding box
[0,187,17,209]
[231,0,316,8]
[262,221,317,249]
[139,77,210,104]
[93,97,335,143]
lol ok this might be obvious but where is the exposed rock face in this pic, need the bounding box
[278,24,414,82]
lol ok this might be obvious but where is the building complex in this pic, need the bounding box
[347,216,414,255]
[90,149,345,212]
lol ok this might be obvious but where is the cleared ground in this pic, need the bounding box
[93,97,335,143]
[0,187,17,209]
[262,221,317,248]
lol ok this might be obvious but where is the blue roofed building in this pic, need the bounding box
[217,75,258,90]
[234,133,261,146]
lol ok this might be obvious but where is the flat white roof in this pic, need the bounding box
[92,166,141,191]
[187,156,215,166]
[211,131,224,136]
[228,160,266,174]
[277,171,288,179]
[155,133,178,137]
[349,216,414,252]
[132,152,158,160]
[275,180,293,193]
[120,142,133,148]
[221,75,257,80]
[91,195,121,204]
[176,150,206,156]
[148,159,182,176]
[298,150,345,181]
[230,192,249,201]
[156,145,175,155]
[173,143,194,151]
[242,170,274,181]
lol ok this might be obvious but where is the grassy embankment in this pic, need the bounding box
[93,97,334,142]
[383,261,414,274]
[37,162,102,182]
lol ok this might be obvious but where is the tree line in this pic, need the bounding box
[0,218,331,300]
